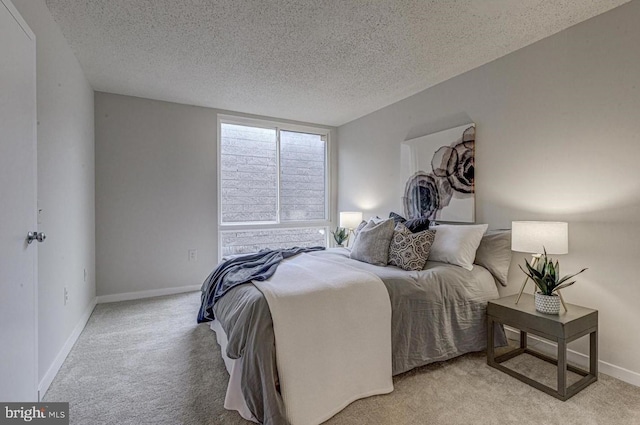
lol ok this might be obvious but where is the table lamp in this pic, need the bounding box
[511,221,569,311]
[339,211,363,246]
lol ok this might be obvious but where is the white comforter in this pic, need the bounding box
[253,253,393,425]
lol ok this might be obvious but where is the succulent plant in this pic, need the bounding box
[519,248,587,296]
[331,227,349,246]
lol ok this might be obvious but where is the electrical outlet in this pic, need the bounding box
[188,249,198,262]
[64,287,69,306]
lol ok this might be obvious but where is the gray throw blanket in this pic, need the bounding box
[197,246,325,323]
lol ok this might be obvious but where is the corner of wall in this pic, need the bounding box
[12,0,97,392]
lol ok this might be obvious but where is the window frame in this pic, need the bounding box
[217,114,331,255]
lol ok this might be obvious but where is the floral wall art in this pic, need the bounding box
[401,124,475,222]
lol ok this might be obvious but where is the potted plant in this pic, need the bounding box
[331,227,349,247]
[519,249,587,314]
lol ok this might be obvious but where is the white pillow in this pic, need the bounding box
[428,224,489,270]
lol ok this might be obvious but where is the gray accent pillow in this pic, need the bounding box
[389,211,430,233]
[388,224,436,271]
[353,220,367,239]
[350,218,395,266]
[474,229,512,287]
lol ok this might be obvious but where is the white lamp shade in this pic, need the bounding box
[339,211,363,230]
[511,221,568,254]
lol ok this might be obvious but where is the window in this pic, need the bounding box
[218,116,330,257]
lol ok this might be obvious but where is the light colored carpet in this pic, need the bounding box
[44,292,640,425]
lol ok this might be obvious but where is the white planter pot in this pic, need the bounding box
[535,292,561,315]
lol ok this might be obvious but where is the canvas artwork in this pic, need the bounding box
[401,123,475,223]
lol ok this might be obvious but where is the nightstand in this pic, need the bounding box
[487,294,598,401]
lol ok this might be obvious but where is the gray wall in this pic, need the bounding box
[12,0,96,390]
[95,93,336,297]
[95,94,217,297]
[338,2,640,381]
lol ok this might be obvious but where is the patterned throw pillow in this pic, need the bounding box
[388,223,436,271]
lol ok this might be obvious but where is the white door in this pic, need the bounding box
[0,0,38,401]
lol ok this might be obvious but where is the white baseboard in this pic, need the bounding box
[96,285,201,304]
[38,297,97,400]
[504,327,640,388]
[36,285,201,399]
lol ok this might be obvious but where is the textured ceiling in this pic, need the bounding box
[46,0,629,126]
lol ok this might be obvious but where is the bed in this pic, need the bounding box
[207,244,508,425]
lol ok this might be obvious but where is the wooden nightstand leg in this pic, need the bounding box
[487,316,495,365]
[590,329,598,377]
[520,331,527,349]
[558,338,567,398]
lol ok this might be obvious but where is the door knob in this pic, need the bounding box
[27,231,46,244]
